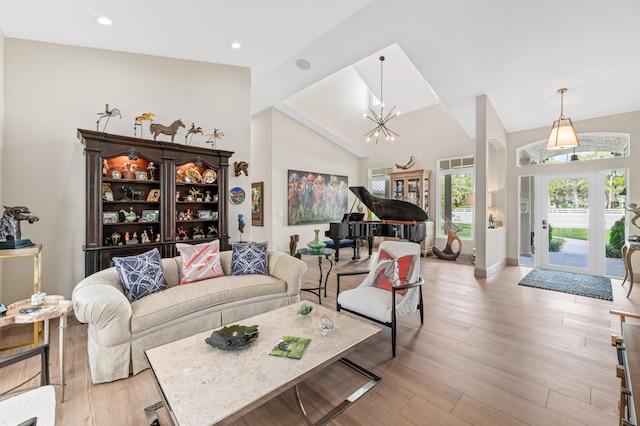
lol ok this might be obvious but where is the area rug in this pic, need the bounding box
[519,268,613,301]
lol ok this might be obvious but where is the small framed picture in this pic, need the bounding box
[103,211,119,224]
[135,171,148,181]
[141,210,160,222]
[197,210,213,219]
[146,189,160,202]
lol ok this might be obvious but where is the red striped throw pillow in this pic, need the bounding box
[176,240,224,284]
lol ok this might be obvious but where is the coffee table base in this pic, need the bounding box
[144,357,380,426]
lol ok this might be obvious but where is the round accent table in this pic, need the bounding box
[0,295,73,401]
[295,247,336,305]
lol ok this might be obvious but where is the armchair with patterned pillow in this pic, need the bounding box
[336,240,424,356]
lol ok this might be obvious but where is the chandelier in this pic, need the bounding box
[364,56,399,143]
[546,88,579,150]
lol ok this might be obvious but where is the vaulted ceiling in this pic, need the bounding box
[2,0,639,155]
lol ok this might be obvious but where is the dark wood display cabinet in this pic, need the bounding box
[79,129,233,276]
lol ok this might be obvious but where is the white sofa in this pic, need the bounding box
[72,250,307,384]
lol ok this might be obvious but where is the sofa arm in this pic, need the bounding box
[72,271,132,347]
[268,252,307,297]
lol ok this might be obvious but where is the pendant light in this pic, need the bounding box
[546,88,579,150]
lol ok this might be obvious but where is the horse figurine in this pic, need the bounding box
[149,119,185,142]
[0,206,39,241]
[185,123,203,145]
[205,128,224,149]
[96,104,122,132]
[134,112,155,137]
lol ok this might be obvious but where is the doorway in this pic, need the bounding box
[519,170,627,277]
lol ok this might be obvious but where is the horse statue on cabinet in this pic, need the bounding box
[96,104,122,132]
[149,119,185,142]
[185,123,203,145]
[0,206,39,241]
[134,112,155,137]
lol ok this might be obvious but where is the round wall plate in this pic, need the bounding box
[229,187,246,204]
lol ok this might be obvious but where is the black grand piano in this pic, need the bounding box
[327,186,428,261]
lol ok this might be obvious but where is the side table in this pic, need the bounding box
[622,240,640,297]
[0,295,72,401]
[295,247,336,305]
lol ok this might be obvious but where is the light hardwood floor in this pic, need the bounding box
[2,250,639,425]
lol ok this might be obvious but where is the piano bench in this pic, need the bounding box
[324,239,355,249]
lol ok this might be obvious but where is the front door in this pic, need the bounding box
[538,173,601,275]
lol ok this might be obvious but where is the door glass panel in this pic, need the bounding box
[605,169,627,278]
[546,177,589,269]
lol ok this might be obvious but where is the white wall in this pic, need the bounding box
[476,95,508,276]
[0,31,4,302]
[250,108,272,244]
[2,39,250,302]
[268,108,361,253]
[507,110,640,271]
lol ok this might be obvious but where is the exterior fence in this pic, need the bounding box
[450,208,624,229]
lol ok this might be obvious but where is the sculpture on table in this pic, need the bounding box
[433,217,463,261]
[289,234,299,256]
[0,206,39,246]
[149,119,185,142]
[626,203,640,230]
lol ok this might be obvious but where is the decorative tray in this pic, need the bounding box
[205,324,259,350]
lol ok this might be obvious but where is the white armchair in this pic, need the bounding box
[336,241,424,356]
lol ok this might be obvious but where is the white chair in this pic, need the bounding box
[336,241,424,356]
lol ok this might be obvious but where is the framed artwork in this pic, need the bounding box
[287,169,348,225]
[141,210,160,222]
[102,211,119,224]
[251,182,264,226]
[146,189,161,202]
[197,210,213,219]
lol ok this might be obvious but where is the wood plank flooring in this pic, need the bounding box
[1,249,638,425]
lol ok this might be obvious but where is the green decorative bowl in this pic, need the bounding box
[205,324,259,350]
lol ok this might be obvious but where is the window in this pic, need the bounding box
[517,132,630,166]
[368,167,393,198]
[437,157,474,238]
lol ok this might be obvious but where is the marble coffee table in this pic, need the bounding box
[145,301,381,425]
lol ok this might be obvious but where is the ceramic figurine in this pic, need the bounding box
[207,225,217,237]
[147,162,156,180]
[238,214,246,233]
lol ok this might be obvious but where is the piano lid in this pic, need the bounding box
[349,186,428,222]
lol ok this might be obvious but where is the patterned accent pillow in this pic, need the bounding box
[371,249,415,295]
[112,248,168,302]
[230,242,269,275]
[176,240,224,284]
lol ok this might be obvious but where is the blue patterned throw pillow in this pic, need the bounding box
[112,248,168,302]
[230,242,269,275]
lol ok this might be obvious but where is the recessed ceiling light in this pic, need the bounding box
[295,59,311,70]
[230,42,241,49]
[94,16,112,26]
